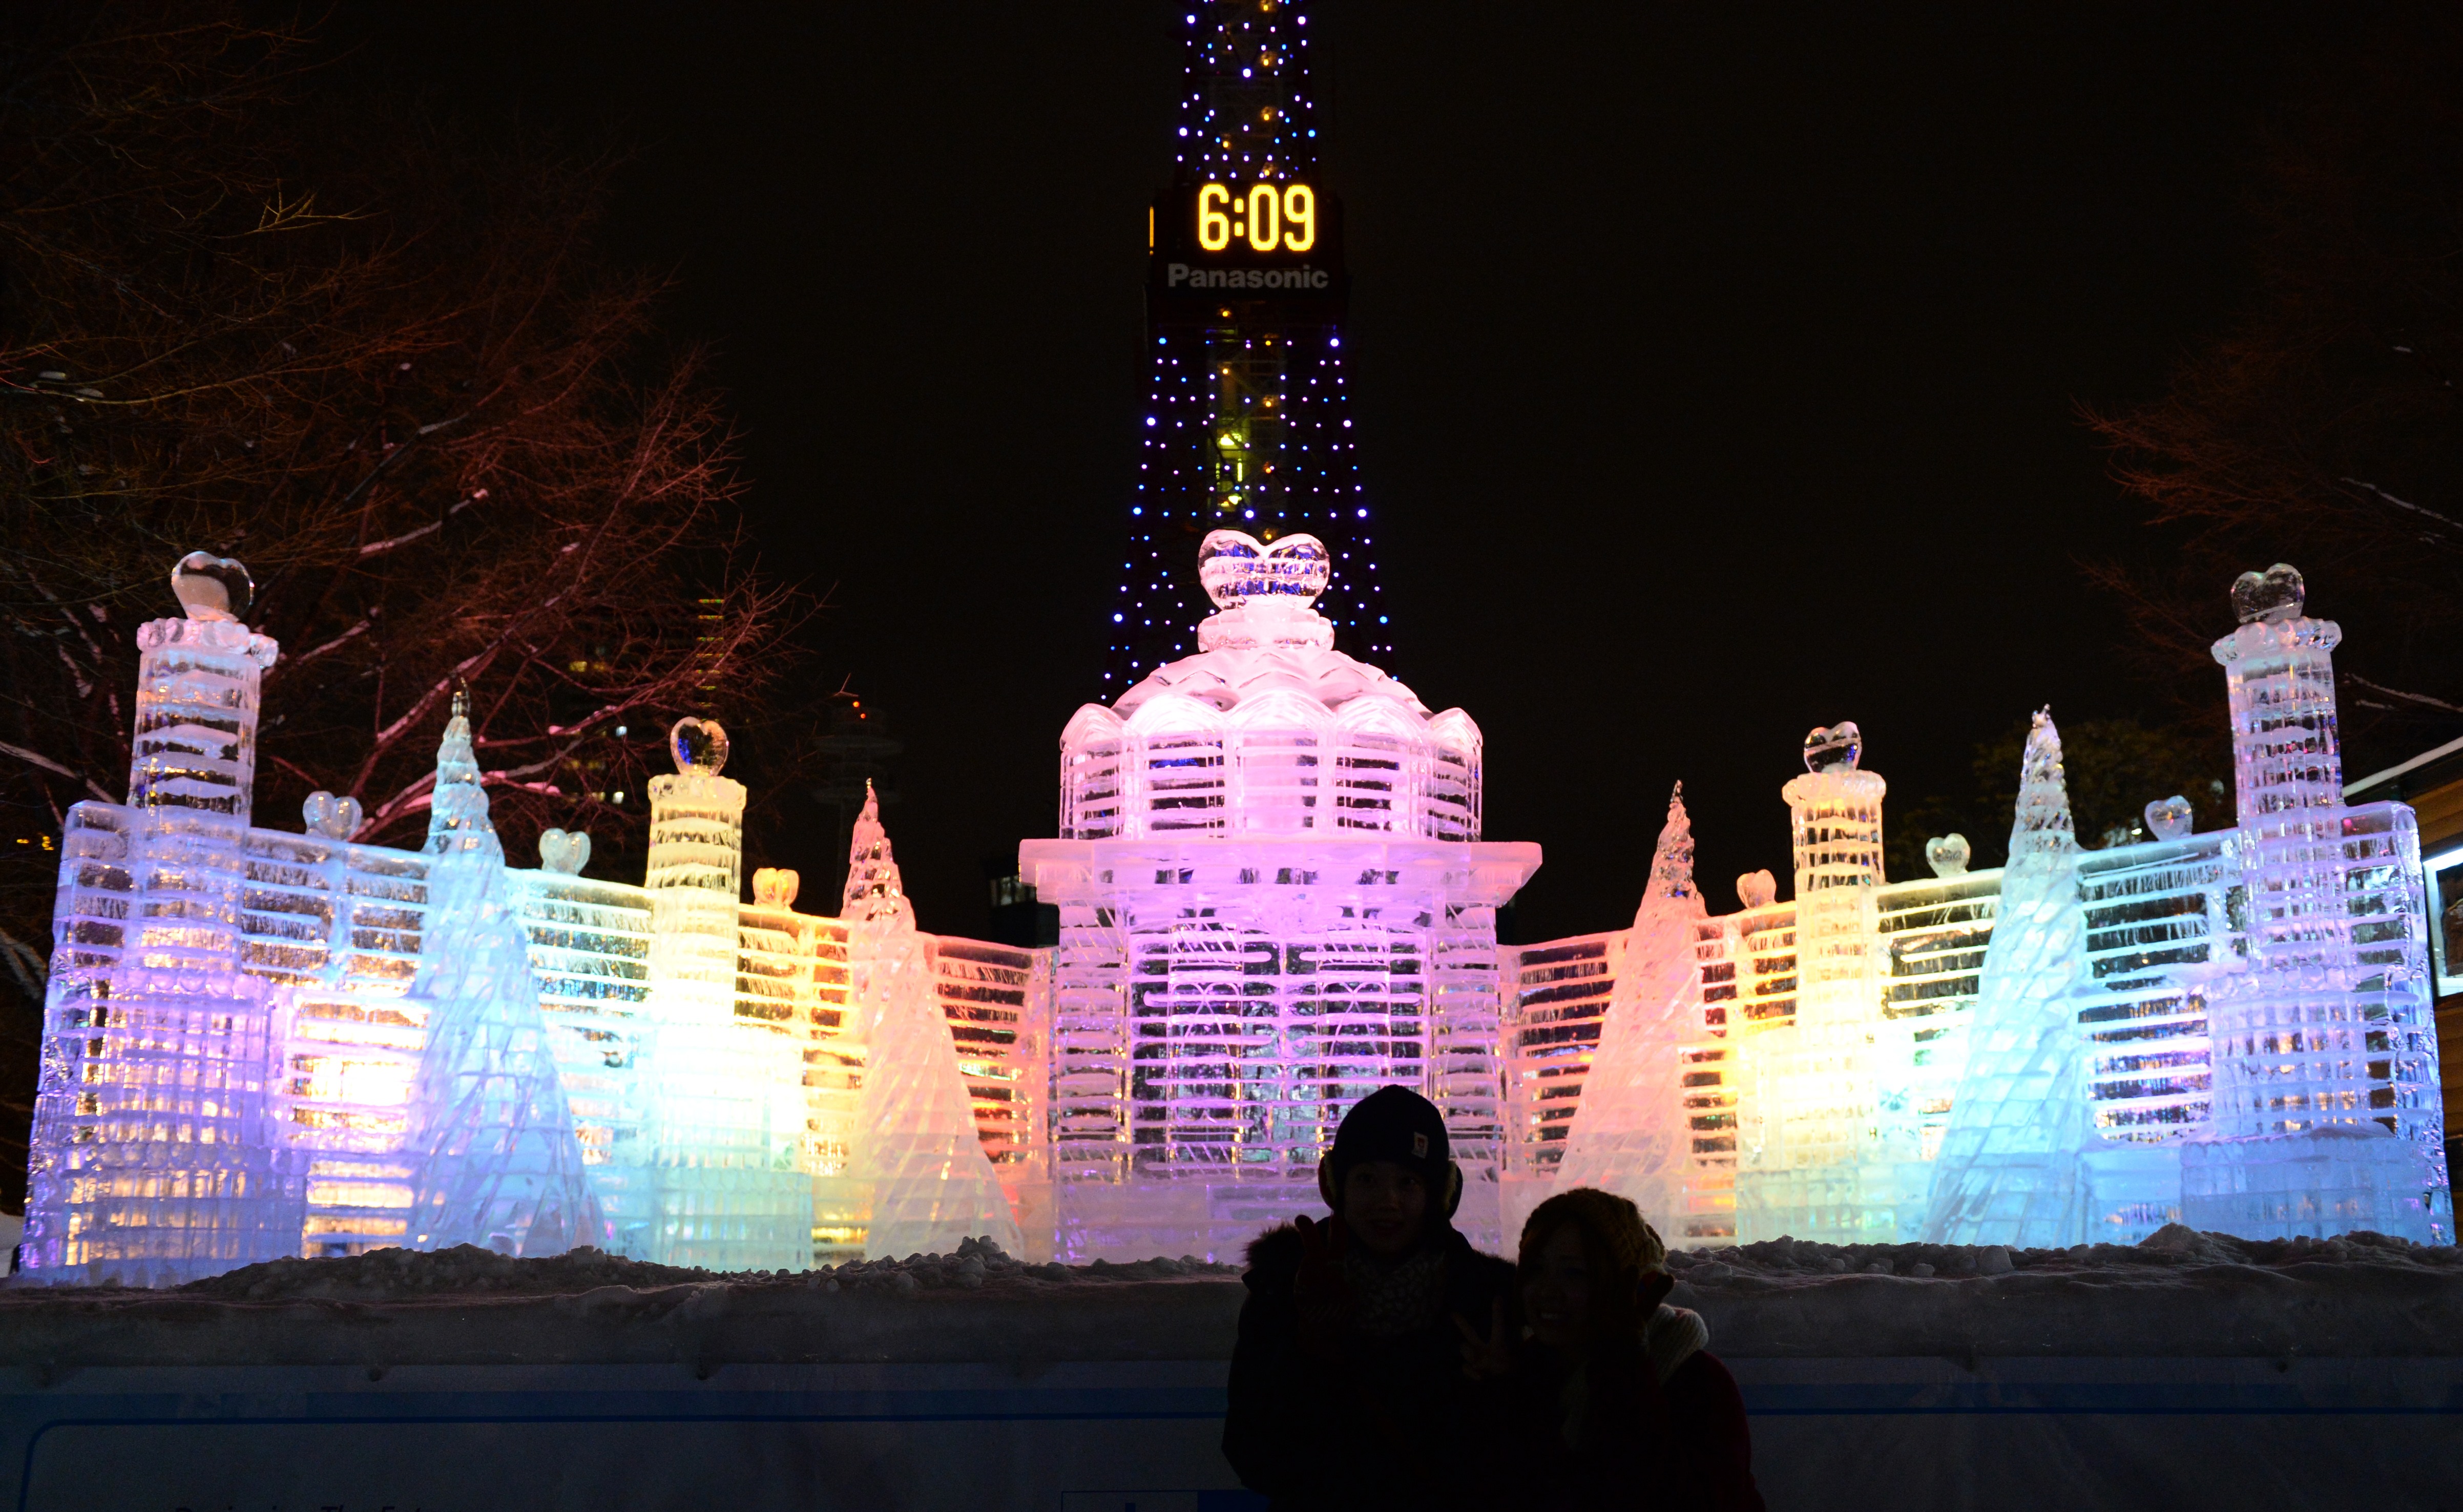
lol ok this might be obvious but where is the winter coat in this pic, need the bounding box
[1222,1221,1521,1512]
[1512,1304,1765,1512]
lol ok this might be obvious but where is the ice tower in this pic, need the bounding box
[20,554,304,1284]
[1733,723,1935,1242]
[635,719,811,1268]
[2184,565,2448,1239]
[1030,530,1538,1259]
[1111,0,1387,690]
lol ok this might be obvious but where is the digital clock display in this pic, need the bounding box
[1149,179,1346,299]
[1195,182,1316,253]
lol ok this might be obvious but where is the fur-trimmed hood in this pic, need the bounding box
[1643,1302,1709,1384]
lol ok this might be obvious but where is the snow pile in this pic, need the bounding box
[52,1223,2451,1305]
[1663,1223,2462,1286]
[160,1235,1239,1304]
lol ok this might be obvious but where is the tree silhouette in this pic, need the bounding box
[0,4,809,1204]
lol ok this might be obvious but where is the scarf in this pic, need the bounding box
[1341,1236,1452,1337]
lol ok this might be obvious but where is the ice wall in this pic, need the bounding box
[844,787,1025,1259]
[1922,711,2095,1247]
[507,863,654,1250]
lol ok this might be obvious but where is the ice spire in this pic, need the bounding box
[842,781,909,924]
[1922,709,2094,1247]
[2006,709,2080,871]
[404,684,602,1257]
[1552,784,1710,1235]
[1643,781,1698,911]
[425,688,501,862]
[844,792,1024,1259]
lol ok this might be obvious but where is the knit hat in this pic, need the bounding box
[1320,1085,1461,1217]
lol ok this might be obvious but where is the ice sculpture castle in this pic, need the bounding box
[15,549,2448,1283]
[1026,530,1537,1256]
[18,554,1039,1283]
[1504,564,2449,1248]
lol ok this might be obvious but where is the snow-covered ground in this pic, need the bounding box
[2,1225,2456,1369]
[1663,1221,2458,1281]
[2,1227,2457,1509]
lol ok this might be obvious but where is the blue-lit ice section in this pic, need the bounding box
[1921,711,2096,1246]
[401,695,606,1255]
[20,556,305,1284]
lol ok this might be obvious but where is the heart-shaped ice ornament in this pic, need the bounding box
[302,791,362,839]
[1925,833,1971,878]
[539,828,591,874]
[1736,870,1778,910]
[2230,563,2305,625]
[670,717,730,776]
[171,551,253,622]
[753,867,800,908]
[1802,721,1863,773]
[2144,795,2194,841]
[1197,530,1331,609]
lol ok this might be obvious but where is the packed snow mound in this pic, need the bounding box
[159,1235,1239,1303]
[25,1225,2451,1304]
[1661,1224,2461,1284]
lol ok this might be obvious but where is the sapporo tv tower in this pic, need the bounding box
[1104,0,1386,689]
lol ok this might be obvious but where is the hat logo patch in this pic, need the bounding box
[1411,1132,1428,1158]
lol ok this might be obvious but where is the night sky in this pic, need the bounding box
[322,4,2352,943]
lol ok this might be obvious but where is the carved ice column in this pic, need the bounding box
[22,554,303,1283]
[1736,722,1910,1242]
[637,718,811,1268]
[2186,565,2448,1240]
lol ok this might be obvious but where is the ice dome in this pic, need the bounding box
[1059,530,1480,841]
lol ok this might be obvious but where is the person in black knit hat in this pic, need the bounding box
[1222,1085,1520,1510]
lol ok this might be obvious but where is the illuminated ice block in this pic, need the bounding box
[1921,710,2096,1247]
[1550,785,1710,1235]
[1733,723,1929,1243]
[402,695,606,1255]
[635,720,812,1269]
[2185,566,2448,1241]
[506,857,656,1253]
[844,786,1025,1259]
[1030,530,1538,1259]
[19,556,306,1285]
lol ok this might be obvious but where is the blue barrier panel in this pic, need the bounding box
[5,1356,2460,1509]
